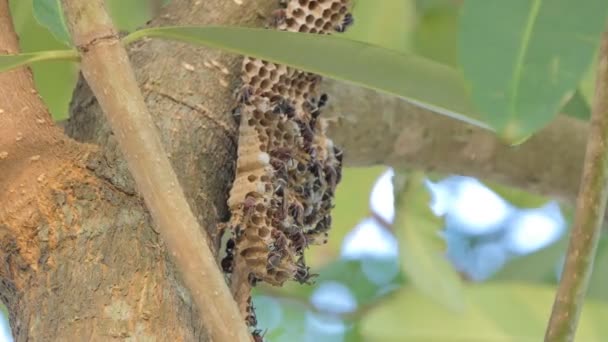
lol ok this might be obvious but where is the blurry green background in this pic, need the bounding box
[3,0,607,341]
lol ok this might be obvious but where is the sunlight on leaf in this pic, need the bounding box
[32,0,71,46]
[362,283,608,341]
[459,0,607,142]
[393,171,464,311]
[0,50,79,73]
[123,26,490,130]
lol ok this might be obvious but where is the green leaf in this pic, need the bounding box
[123,26,489,130]
[0,50,79,73]
[361,283,608,341]
[561,89,592,120]
[412,1,459,66]
[343,0,416,52]
[393,171,464,311]
[32,0,71,46]
[459,0,608,143]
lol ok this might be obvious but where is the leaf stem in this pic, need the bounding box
[545,29,608,342]
[0,50,79,73]
[59,1,251,341]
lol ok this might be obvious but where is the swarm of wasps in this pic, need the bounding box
[223,0,353,337]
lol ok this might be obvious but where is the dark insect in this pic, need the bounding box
[271,229,289,251]
[272,202,287,221]
[252,329,267,342]
[309,93,329,125]
[294,259,318,285]
[248,273,260,287]
[274,179,287,197]
[269,9,287,27]
[270,158,289,182]
[297,120,314,143]
[333,146,344,165]
[314,215,332,234]
[226,238,236,252]
[272,98,295,118]
[269,147,293,161]
[267,251,283,272]
[234,224,244,239]
[242,195,258,223]
[304,144,317,159]
[221,254,234,273]
[335,13,354,33]
[290,230,309,252]
[321,192,331,202]
[245,297,258,326]
[303,212,316,226]
[231,106,241,123]
[324,165,338,190]
[238,85,253,104]
[221,238,236,273]
[288,202,305,226]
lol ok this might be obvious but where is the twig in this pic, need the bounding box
[545,29,608,342]
[59,1,250,341]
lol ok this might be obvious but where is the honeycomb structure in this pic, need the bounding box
[225,0,351,289]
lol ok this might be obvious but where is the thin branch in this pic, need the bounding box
[59,1,250,341]
[545,29,608,342]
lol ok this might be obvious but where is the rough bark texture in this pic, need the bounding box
[1,0,276,340]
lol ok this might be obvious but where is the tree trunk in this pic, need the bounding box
[1,0,275,340]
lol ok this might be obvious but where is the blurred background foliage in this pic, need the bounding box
[3,0,607,341]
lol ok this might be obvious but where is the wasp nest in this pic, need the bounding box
[224,0,352,288]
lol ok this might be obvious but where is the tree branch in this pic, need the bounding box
[60,1,250,341]
[544,30,608,341]
[323,80,587,204]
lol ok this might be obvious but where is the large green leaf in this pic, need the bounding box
[361,283,608,341]
[459,0,607,143]
[32,0,71,46]
[0,50,79,73]
[393,171,464,311]
[344,0,415,52]
[123,26,489,130]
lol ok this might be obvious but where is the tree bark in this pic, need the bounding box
[1,0,276,340]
